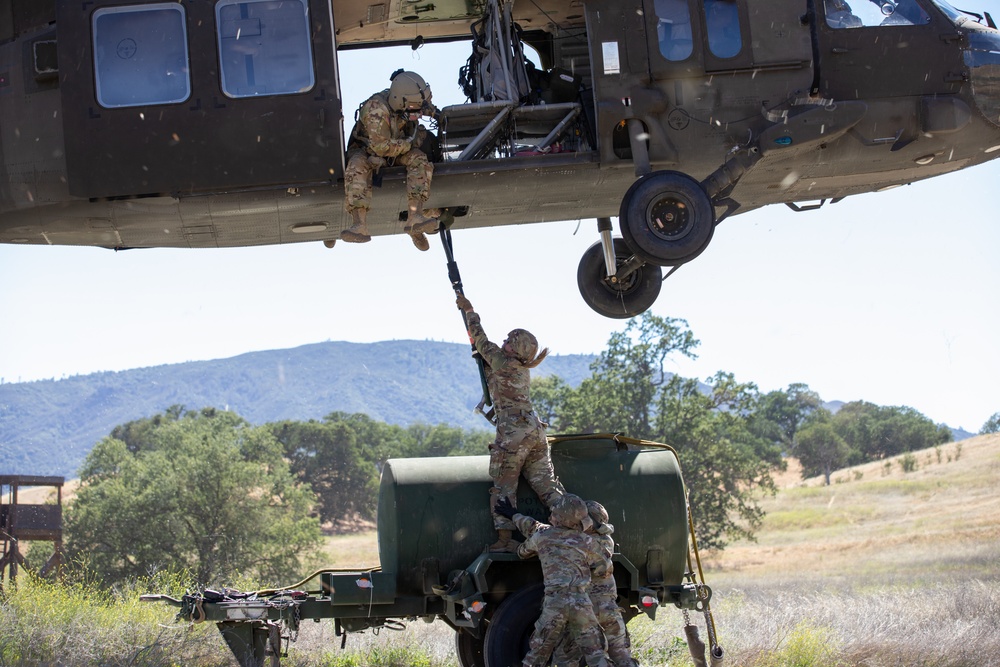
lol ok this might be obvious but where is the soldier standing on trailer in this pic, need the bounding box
[457,294,566,552]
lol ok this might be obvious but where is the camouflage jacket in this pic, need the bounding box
[348,90,437,158]
[466,311,533,415]
[513,514,611,590]
[589,531,617,595]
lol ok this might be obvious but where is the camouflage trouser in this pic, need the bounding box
[489,416,566,530]
[344,140,433,212]
[553,586,636,667]
[522,588,610,667]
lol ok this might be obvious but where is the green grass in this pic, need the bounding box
[0,570,224,667]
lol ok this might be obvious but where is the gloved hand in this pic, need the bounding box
[494,496,517,520]
[456,295,473,313]
[368,155,387,171]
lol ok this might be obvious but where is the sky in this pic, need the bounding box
[1,43,999,433]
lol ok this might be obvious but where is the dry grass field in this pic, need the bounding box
[5,435,998,666]
[706,433,1000,585]
[297,434,1000,666]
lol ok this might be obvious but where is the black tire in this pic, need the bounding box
[577,238,662,319]
[456,628,487,667]
[484,583,544,667]
[619,170,715,266]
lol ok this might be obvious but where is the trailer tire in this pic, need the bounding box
[456,628,487,667]
[484,582,544,667]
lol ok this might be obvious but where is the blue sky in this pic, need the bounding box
[1,44,998,433]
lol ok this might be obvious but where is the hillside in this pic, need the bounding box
[0,340,595,479]
[705,432,1000,585]
[0,338,975,482]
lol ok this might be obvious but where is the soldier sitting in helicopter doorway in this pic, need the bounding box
[340,70,441,251]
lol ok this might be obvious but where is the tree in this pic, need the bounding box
[552,314,780,550]
[270,419,379,523]
[755,383,822,450]
[655,372,781,549]
[980,412,1000,435]
[832,401,950,463]
[794,418,850,485]
[66,408,321,587]
[554,314,698,435]
[531,375,572,428]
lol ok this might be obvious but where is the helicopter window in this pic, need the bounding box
[824,0,930,29]
[216,0,315,98]
[654,0,694,61]
[704,0,742,58]
[926,0,965,24]
[92,4,191,108]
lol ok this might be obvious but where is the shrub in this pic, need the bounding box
[0,569,218,667]
[764,620,841,667]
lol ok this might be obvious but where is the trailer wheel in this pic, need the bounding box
[484,582,544,667]
[456,628,486,667]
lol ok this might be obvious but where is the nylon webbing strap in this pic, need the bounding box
[439,224,496,425]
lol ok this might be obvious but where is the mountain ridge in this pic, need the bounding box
[0,340,596,478]
[1,340,973,479]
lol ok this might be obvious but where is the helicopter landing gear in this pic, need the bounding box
[619,170,715,266]
[577,236,662,319]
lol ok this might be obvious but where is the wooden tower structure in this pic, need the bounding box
[0,475,64,588]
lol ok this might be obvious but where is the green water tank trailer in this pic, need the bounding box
[144,434,714,667]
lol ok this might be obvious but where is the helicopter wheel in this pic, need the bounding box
[619,170,715,266]
[577,237,662,319]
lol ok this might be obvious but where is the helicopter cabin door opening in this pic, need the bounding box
[432,3,599,164]
[56,0,345,200]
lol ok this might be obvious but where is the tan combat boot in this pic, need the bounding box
[408,230,430,251]
[404,197,440,234]
[340,208,371,243]
[486,529,521,553]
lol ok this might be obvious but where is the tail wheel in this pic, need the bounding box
[483,583,544,667]
[578,238,662,319]
[619,170,715,266]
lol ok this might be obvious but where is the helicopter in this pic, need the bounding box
[1,0,999,318]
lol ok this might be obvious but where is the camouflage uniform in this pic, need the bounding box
[513,502,612,667]
[344,91,436,213]
[466,309,565,530]
[553,522,638,667]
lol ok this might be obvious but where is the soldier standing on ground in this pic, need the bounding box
[495,494,612,667]
[554,500,640,667]
[457,294,566,552]
[340,70,440,251]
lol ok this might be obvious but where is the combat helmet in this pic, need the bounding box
[505,329,549,368]
[550,494,592,531]
[387,70,432,112]
[586,500,614,535]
